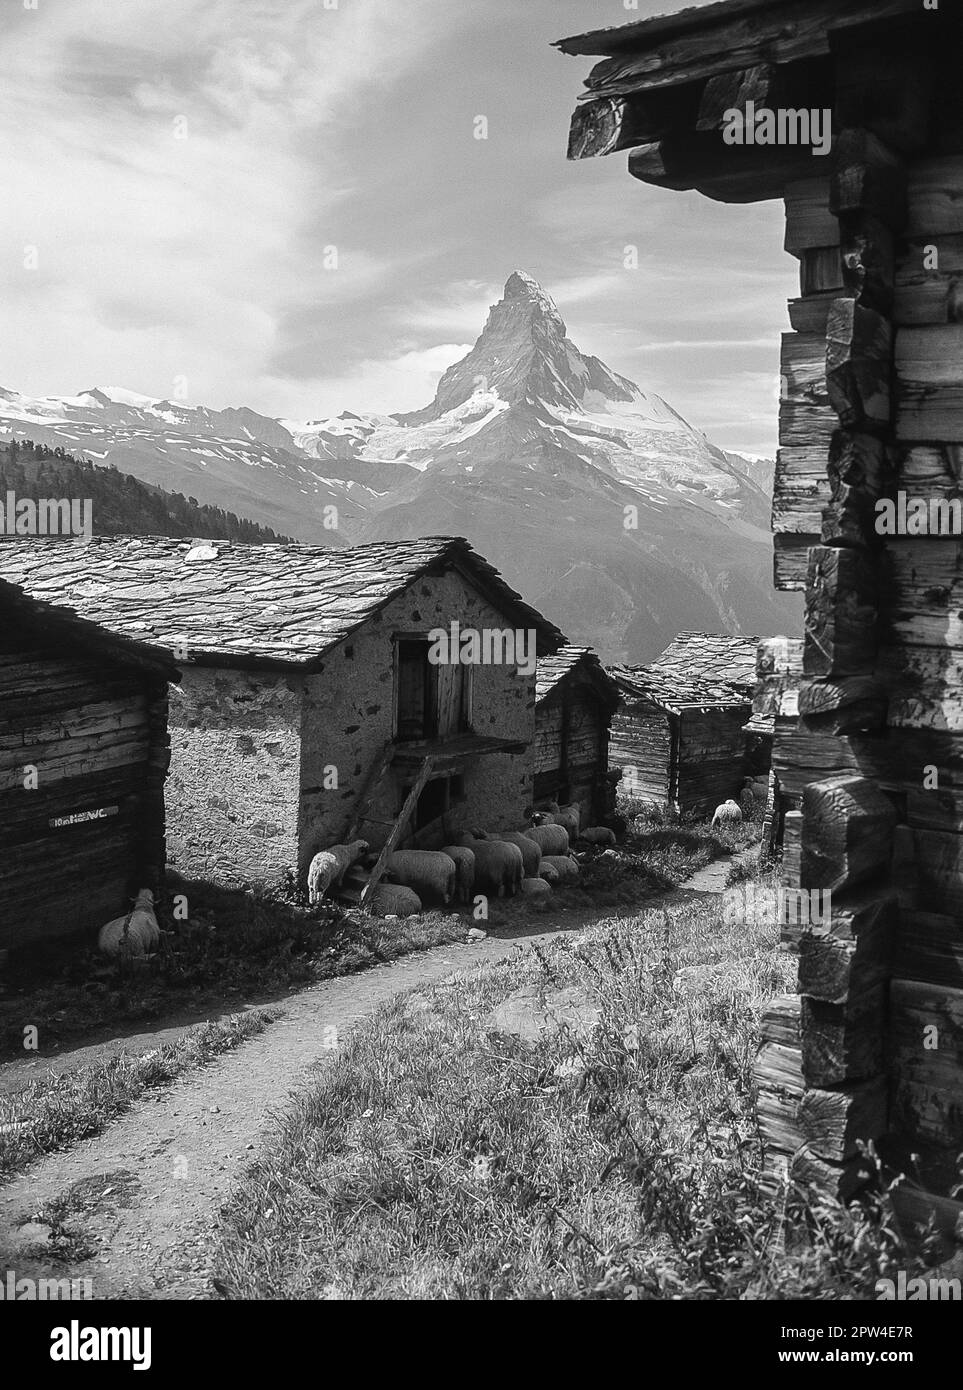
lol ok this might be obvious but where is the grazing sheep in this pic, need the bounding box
[524,823,570,856]
[579,826,617,847]
[546,800,581,841]
[98,889,160,960]
[307,840,370,904]
[384,850,457,906]
[520,876,552,906]
[485,830,541,877]
[442,845,476,904]
[538,862,560,885]
[540,854,580,884]
[367,883,422,918]
[457,834,523,897]
[711,799,744,829]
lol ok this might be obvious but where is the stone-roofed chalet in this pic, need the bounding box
[609,632,769,814]
[0,536,565,892]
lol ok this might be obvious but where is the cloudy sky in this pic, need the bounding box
[0,0,797,456]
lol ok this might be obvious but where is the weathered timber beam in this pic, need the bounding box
[798,890,897,1001]
[628,131,820,203]
[567,86,699,159]
[800,773,897,894]
[798,1075,888,1162]
[560,0,919,91]
[694,63,773,132]
[831,130,907,227]
[895,235,963,326]
[896,324,963,442]
[804,545,878,676]
[825,299,892,430]
[798,677,886,735]
[801,986,887,1085]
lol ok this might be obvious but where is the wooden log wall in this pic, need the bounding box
[761,69,908,1198]
[764,34,963,1209]
[0,636,170,955]
[677,704,752,815]
[609,700,672,807]
[534,679,609,819]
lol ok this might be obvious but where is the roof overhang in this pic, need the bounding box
[556,0,942,204]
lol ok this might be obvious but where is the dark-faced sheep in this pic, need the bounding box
[457,835,523,897]
[384,850,456,906]
[441,845,475,904]
[538,861,560,885]
[524,823,570,856]
[307,840,370,904]
[711,799,743,829]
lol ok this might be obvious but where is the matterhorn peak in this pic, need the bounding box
[397,271,639,424]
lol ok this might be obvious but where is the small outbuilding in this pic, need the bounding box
[609,632,766,816]
[0,577,177,957]
[0,536,565,894]
[534,645,620,825]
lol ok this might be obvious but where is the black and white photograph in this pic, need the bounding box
[0,0,961,1351]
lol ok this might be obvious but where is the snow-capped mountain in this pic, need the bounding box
[0,272,797,661]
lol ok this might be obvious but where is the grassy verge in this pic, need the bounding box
[0,885,467,1062]
[209,892,908,1300]
[0,1010,272,1183]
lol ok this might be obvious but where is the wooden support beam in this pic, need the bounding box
[825,299,892,429]
[800,773,897,894]
[798,890,897,1002]
[798,1075,888,1161]
[804,545,878,677]
[359,755,435,910]
[566,87,698,159]
[695,64,773,132]
[891,978,963,1146]
[797,677,886,734]
[830,129,907,228]
[801,986,887,1085]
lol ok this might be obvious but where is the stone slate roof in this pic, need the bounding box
[0,576,179,680]
[611,632,762,714]
[535,645,619,709]
[0,536,566,669]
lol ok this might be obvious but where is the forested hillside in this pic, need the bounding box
[0,440,289,542]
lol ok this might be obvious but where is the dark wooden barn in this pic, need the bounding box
[0,577,176,957]
[557,0,963,1227]
[609,632,765,816]
[533,646,619,824]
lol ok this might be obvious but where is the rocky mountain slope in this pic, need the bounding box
[0,273,797,662]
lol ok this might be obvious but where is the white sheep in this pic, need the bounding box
[538,862,560,885]
[579,826,617,847]
[457,835,523,897]
[711,799,744,829]
[384,850,457,906]
[524,823,570,856]
[442,845,476,904]
[484,830,541,877]
[546,801,581,841]
[540,854,580,884]
[98,889,160,960]
[520,876,552,907]
[307,839,369,903]
[367,883,422,918]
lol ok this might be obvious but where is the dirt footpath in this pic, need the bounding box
[0,916,614,1299]
[0,863,741,1300]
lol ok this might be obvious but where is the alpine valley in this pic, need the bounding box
[0,272,798,663]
